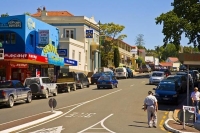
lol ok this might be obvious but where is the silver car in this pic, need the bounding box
[149,71,165,85]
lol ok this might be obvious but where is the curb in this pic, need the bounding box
[0,111,63,133]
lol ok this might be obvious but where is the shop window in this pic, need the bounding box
[5,33,10,44]
[11,33,16,44]
[30,34,33,46]
[72,50,75,59]
[79,52,81,62]
[0,34,4,44]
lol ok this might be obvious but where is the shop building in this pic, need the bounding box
[0,14,77,82]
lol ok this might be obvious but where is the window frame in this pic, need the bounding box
[65,29,74,39]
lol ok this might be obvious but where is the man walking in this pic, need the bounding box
[191,87,200,114]
[144,91,158,128]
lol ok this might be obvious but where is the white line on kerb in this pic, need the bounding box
[77,114,115,133]
[16,89,121,133]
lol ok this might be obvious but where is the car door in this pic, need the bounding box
[15,82,23,99]
[19,82,28,98]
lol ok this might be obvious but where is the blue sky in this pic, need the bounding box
[0,0,189,49]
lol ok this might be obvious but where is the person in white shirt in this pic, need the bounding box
[144,91,158,128]
[191,87,200,114]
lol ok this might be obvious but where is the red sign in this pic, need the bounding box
[10,63,28,68]
[4,53,48,63]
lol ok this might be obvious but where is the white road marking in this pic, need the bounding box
[29,126,63,133]
[77,114,115,133]
[16,89,122,133]
[65,112,96,118]
[130,84,134,86]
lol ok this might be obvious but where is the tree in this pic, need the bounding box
[24,12,31,16]
[155,0,200,50]
[100,22,127,67]
[183,46,199,53]
[1,13,9,17]
[113,47,120,68]
[135,34,145,49]
[161,43,178,60]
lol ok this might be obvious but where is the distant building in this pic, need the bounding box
[166,57,180,71]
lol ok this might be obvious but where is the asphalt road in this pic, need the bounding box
[0,74,186,133]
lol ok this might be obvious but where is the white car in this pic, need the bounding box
[24,77,58,98]
[149,71,165,85]
[115,67,128,79]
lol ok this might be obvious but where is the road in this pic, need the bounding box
[0,74,185,133]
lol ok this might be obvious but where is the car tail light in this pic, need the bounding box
[1,91,6,97]
[41,86,44,89]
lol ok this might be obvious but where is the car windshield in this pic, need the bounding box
[42,78,51,83]
[0,81,14,88]
[157,84,175,91]
[116,68,123,72]
[152,73,163,77]
[99,76,110,80]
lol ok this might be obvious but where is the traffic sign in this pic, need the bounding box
[86,30,93,38]
[49,98,57,109]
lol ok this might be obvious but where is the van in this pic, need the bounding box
[115,67,128,79]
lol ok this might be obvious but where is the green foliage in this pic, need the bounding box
[161,43,178,60]
[100,22,126,67]
[113,47,120,68]
[183,46,200,53]
[155,0,200,50]
[24,12,31,16]
[1,13,9,17]
[136,57,144,66]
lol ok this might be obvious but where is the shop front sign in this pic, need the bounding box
[64,58,77,66]
[10,63,28,68]
[0,19,22,28]
[42,43,64,66]
[4,53,48,63]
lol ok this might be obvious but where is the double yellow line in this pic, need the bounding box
[159,111,170,132]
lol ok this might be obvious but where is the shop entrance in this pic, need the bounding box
[0,66,6,81]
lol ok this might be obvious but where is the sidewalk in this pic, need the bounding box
[164,97,200,133]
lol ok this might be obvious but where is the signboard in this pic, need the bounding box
[64,58,77,66]
[0,49,4,60]
[182,105,196,129]
[86,30,93,38]
[10,63,28,68]
[0,19,22,28]
[57,49,67,56]
[38,30,49,46]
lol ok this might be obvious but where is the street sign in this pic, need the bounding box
[86,30,93,38]
[49,98,57,109]
[183,105,195,113]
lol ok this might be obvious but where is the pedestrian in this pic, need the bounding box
[191,87,200,114]
[143,91,158,128]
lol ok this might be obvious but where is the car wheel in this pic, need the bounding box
[7,96,14,108]
[87,84,90,88]
[26,92,32,103]
[53,88,58,96]
[44,90,49,99]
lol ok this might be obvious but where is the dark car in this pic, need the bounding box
[97,75,118,89]
[126,67,133,78]
[75,72,90,89]
[176,72,193,87]
[91,72,105,85]
[159,69,171,77]
[166,75,187,93]
[154,80,179,105]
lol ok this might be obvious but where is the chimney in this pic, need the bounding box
[41,6,47,16]
[43,6,46,11]
[37,7,41,12]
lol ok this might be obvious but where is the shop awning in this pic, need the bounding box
[4,53,48,64]
[64,58,77,66]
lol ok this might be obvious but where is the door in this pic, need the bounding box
[15,82,23,99]
[18,82,28,98]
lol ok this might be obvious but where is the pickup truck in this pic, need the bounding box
[0,80,32,108]
[56,72,77,93]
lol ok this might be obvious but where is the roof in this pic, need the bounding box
[31,8,74,17]
[159,62,173,67]
[168,57,179,63]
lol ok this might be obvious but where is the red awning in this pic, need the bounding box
[159,62,173,67]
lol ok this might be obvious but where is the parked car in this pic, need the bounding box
[91,72,105,85]
[192,70,200,80]
[97,75,118,89]
[149,71,165,85]
[159,69,171,77]
[0,80,32,107]
[154,80,179,105]
[75,72,90,89]
[176,71,193,87]
[140,64,151,73]
[24,77,58,99]
[115,67,128,79]
[166,75,187,93]
[103,71,115,76]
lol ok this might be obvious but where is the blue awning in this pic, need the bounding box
[64,58,77,66]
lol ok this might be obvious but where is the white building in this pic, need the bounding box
[32,7,100,73]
